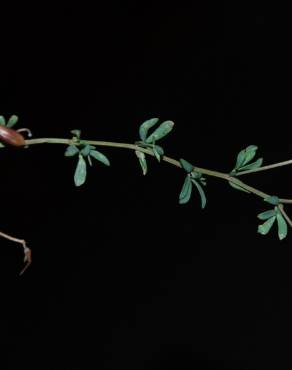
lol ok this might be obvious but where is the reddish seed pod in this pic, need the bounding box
[0,126,26,146]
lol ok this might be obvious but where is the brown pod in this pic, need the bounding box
[0,126,26,146]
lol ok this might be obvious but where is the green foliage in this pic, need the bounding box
[240,145,258,166]
[71,129,81,140]
[65,145,79,157]
[257,207,288,240]
[138,118,174,145]
[153,145,164,156]
[231,145,263,174]
[237,158,263,172]
[257,209,277,220]
[0,115,291,248]
[135,141,164,161]
[7,115,19,128]
[145,120,174,143]
[179,158,193,173]
[74,154,87,187]
[229,145,264,193]
[0,114,20,127]
[258,216,276,235]
[136,118,173,171]
[190,172,202,180]
[152,144,164,162]
[277,212,288,240]
[81,144,95,156]
[191,178,207,209]
[135,150,147,175]
[65,138,110,186]
[179,175,192,204]
[89,150,110,166]
[264,195,280,205]
[139,118,159,142]
[87,155,93,166]
[179,173,207,209]
[2,114,292,276]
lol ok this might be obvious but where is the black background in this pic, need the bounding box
[1,2,291,369]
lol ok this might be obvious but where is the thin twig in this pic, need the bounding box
[236,159,292,176]
[278,204,292,228]
[1,135,292,274]
[0,231,31,275]
[19,137,292,203]
[2,136,292,202]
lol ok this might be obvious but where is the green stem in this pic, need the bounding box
[2,135,292,276]
[278,204,292,228]
[236,159,292,176]
[2,137,292,207]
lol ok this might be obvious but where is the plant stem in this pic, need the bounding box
[4,137,288,206]
[0,230,31,275]
[1,135,292,274]
[278,204,292,228]
[236,159,292,176]
[2,136,292,205]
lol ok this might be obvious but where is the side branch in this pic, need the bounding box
[235,159,292,176]
[0,231,31,275]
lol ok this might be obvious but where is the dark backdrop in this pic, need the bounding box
[1,2,291,369]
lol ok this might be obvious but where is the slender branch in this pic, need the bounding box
[279,198,292,204]
[2,135,292,274]
[236,159,292,176]
[0,231,31,275]
[278,204,292,228]
[13,137,292,204]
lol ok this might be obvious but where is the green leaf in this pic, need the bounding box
[74,155,87,187]
[264,196,279,205]
[242,145,258,166]
[235,149,247,169]
[0,116,6,126]
[89,150,110,166]
[87,155,93,167]
[179,175,192,204]
[234,145,258,170]
[154,145,164,155]
[145,120,174,143]
[135,142,164,155]
[71,129,81,139]
[257,209,277,220]
[276,213,288,240]
[191,171,202,180]
[139,118,159,142]
[152,145,161,162]
[135,141,152,149]
[81,144,95,156]
[237,158,263,172]
[229,180,251,193]
[6,115,19,128]
[258,216,276,235]
[135,150,147,175]
[179,158,193,173]
[191,179,207,209]
[65,145,79,157]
